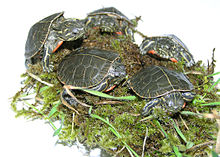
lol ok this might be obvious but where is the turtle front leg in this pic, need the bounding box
[123,26,134,41]
[91,79,109,92]
[142,98,161,116]
[42,47,52,72]
[25,58,32,69]
[42,39,63,72]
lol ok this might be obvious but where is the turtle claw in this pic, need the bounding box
[42,48,53,72]
[48,64,54,72]
[42,56,54,72]
[43,64,54,73]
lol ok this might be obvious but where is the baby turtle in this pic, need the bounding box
[128,65,195,116]
[57,48,126,106]
[25,12,86,72]
[140,34,195,67]
[85,7,135,39]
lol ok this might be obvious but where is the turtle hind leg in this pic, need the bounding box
[61,89,78,107]
[90,79,109,92]
[25,58,32,69]
[63,86,91,108]
[141,99,161,116]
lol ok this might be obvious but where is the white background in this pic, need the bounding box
[1,0,220,156]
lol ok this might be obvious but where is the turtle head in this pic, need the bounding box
[85,16,119,33]
[107,58,126,87]
[56,18,86,41]
[163,92,185,114]
[139,39,156,55]
[100,17,120,33]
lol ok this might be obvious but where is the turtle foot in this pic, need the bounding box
[43,63,54,73]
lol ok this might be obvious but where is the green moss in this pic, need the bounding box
[10,29,220,156]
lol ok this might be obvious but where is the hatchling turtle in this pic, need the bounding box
[57,48,126,105]
[85,7,135,39]
[140,34,195,67]
[25,12,86,72]
[128,65,195,116]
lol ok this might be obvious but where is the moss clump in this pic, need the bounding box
[11,30,220,156]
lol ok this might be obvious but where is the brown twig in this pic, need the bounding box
[96,100,125,105]
[64,85,91,108]
[186,140,215,153]
[27,71,54,87]
[179,114,189,130]
[134,29,148,38]
[142,127,148,157]
[184,71,203,75]
[60,92,80,115]
[114,146,125,157]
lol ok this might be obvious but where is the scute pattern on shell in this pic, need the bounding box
[88,7,130,22]
[140,34,195,67]
[25,12,64,59]
[57,48,120,88]
[128,65,194,98]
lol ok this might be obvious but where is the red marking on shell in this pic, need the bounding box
[116,31,123,35]
[170,58,178,63]
[92,27,99,29]
[105,84,116,92]
[53,41,63,53]
[148,50,156,55]
[182,102,186,108]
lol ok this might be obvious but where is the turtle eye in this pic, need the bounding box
[73,27,84,35]
[72,28,79,34]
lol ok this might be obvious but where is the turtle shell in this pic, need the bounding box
[89,7,128,20]
[88,7,132,25]
[57,48,121,88]
[128,65,194,99]
[140,34,195,67]
[25,12,64,59]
